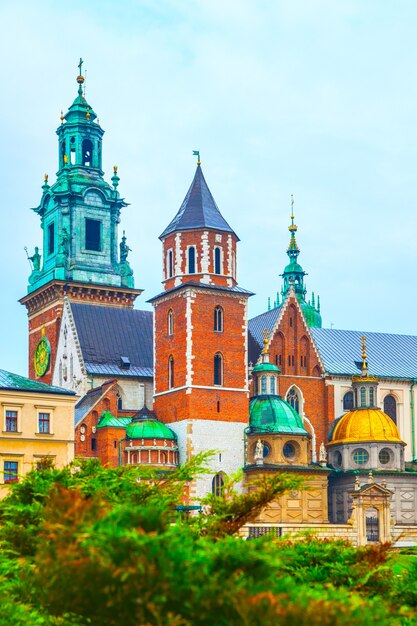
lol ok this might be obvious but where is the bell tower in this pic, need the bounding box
[20,60,142,383]
[150,157,252,499]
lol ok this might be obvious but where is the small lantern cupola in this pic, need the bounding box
[351,336,379,409]
[56,58,104,174]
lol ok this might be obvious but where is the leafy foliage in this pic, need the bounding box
[0,457,415,625]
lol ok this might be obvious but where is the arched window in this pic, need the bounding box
[270,376,276,395]
[286,387,300,414]
[214,353,223,386]
[168,356,174,389]
[300,336,309,370]
[82,139,93,166]
[384,395,397,424]
[188,246,196,274]
[168,310,174,335]
[214,247,221,274]
[360,386,366,407]
[369,386,374,407]
[343,391,354,411]
[214,306,223,332]
[167,249,173,278]
[261,375,267,395]
[117,393,123,410]
[212,473,225,496]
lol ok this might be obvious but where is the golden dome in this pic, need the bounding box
[330,408,404,445]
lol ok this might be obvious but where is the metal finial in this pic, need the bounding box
[262,329,269,354]
[44,174,48,183]
[60,110,64,123]
[288,194,297,234]
[360,335,368,375]
[192,150,201,165]
[76,57,85,95]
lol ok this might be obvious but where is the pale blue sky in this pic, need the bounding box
[1,0,417,376]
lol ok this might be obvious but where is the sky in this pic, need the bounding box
[1,0,417,377]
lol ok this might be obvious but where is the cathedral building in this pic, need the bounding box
[18,63,417,544]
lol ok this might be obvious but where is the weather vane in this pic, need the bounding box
[192,150,201,165]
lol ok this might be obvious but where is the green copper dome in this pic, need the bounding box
[252,362,280,374]
[249,395,308,435]
[126,419,177,441]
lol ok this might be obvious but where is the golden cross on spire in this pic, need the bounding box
[262,328,269,354]
[78,58,84,76]
[289,194,297,233]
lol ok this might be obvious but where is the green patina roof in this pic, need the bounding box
[96,411,132,429]
[249,395,308,435]
[252,362,280,374]
[126,419,177,441]
[301,302,322,329]
[0,369,75,396]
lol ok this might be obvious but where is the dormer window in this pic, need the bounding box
[188,246,196,274]
[82,139,93,166]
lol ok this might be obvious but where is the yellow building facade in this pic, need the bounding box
[0,369,77,496]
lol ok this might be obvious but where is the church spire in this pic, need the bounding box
[277,196,322,328]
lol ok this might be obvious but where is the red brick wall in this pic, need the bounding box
[28,303,63,383]
[154,289,249,424]
[162,229,237,290]
[265,295,334,452]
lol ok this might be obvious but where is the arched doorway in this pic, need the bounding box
[365,508,379,542]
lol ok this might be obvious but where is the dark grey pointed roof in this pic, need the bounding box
[159,165,238,240]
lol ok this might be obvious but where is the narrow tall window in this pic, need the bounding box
[214,247,221,274]
[82,139,93,166]
[384,395,397,424]
[286,387,300,414]
[270,376,276,395]
[48,222,55,255]
[168,310,174,335]
[4,461,18,483]
[168,356,175,389]
[360,386,366,407]
[369,387,374,406]
[188,246,196,274]
[214,306,223,332]
[167,249,173,278]
[261,375,267,395]
[38,412,50,434]
[85,218,101,251]
[5,410,17,432]
[214,353,223,386]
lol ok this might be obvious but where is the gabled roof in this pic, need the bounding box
[248,307,282,365]
[310,328,417,379]
[0,369,75,396]
[71,303,153,378]
[159,165,238,239]
[74,381,117,426]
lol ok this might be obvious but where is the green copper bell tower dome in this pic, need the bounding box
[27,59,135,293]
[20,60,142,384]
[280,196,322,328]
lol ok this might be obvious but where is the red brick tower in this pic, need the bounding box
[150,160,252,498]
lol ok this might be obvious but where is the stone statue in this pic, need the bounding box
[254,439,264,463]
[29,246,41,271]
[59,227,70,257]
[120,232,131,263]
[319,442,327,465]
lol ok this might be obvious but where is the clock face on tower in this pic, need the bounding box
[33,336,51,378]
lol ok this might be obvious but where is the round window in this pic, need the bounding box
[353,448,369,465]
[333,451,342,467]
[283,442,296,460]
[379,448,391,465]
[262,443,271,458]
